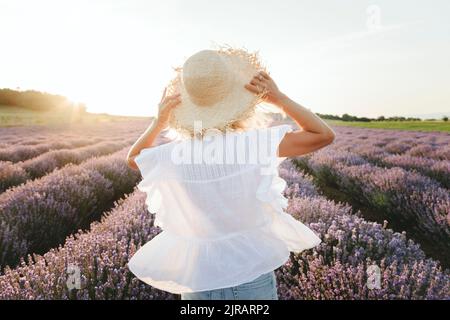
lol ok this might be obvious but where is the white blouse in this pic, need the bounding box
[127,124,321,294]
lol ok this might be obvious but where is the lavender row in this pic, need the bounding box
[332,126,450,161]
[0,191,174,299]
[0,147,141,269]
[293,149,450,252]
[0,138,101,162]
[278,159,320,199]
[277,193,449,300]
[369,153,449,189]
[332,139,450,189]
[0,161,447,299]
[0,120,150,145]
[278,159,447,299]
[0,139,135,193]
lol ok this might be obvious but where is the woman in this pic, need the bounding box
[126,47,335,300]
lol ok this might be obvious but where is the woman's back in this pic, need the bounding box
[128,124,321,294]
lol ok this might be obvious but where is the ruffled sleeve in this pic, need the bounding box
[134,147,164,223]
[268,124,294,167]
[254,124,292,211]
[134,147,161,181]
[255,124,322,253]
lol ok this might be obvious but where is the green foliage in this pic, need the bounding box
[317,112,423,123]
[0,88,86,112]
[326,120,450,132]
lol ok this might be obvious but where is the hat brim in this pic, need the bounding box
[166,46,268,136]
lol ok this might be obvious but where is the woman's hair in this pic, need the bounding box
[227,107,273,132]
[162,106,273,140]
[167,106,274,139]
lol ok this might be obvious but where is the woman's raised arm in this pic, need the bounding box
[126,88,181,170]
[245,71,335,157]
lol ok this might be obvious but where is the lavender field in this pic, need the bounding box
[0,121,448,299]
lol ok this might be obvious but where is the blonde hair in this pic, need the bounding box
[167,106,273,139]
[227,107,273,132]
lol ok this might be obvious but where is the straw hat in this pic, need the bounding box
[166,45,269,137]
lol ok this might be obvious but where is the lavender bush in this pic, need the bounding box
[279,159,320,199]
[0,139,97,163]
[0,147,141,269]
[278,195,449,299]
[0,140,135,192]
[0,191,174,300]
[293,148,450,255]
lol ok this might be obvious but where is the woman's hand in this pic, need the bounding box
[244,71,287,106]
[155,87,182,129]
[126,88,181,169]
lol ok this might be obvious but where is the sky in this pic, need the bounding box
[0,0,449,118]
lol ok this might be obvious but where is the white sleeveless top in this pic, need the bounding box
[127,124,321,294]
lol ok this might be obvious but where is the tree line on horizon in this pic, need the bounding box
[316,112,448,122]
[0,88,86,113]
[0,88,447,122]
